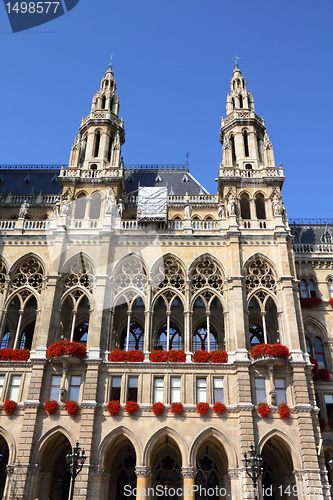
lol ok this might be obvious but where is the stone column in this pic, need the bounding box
[135,466,151,500]
[227,468,242,499]
[181,466,197,499]
[31,275,59,352]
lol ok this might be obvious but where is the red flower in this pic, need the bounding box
[168,350,186,363]
[328,298,333,308]
[152,402,165,416]
[126,350,144,362]
[310,357,319,378]
[213,402,227,415]
[150,350,168,362]
[43,399,59,415]
[210,351,228,363]
[109,349,126,362]
[257,402,270,418]
[300,297,322,309]
[319,418,327,432]
[319,369,330,381]
[107,400,120,416]
[278,403,290,420]
[193,351,211,363]
[170,402,183,414]
[47,341,86,360]
[64,400,79,417]
[250,344,290,360]
[2,399,17,415]
[196,402,210,415]
[0,348,30,361]
[124,401,139,415]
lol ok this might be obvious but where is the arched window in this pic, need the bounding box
[243,130,249,156]
[121,321,144,350]
[255,194,266,219]
[257,134,263,162]
[93,131,101,158]
[328,279,333,298]
[300,279,309,298]
[309,279,316,298]
[90,192,102,220]
[157,322,182,350]
[101,95,106,109]
[230,134,236,165]
[306,337,312,356]
[73,321,89,344]
[240,193,251,219]
[193,322,218,351]
[1,330,9,348]
[232,98,235,109]
[314,337,326,369]
[74,192,87,220]
[108,135,113,162]
[239,94,243,108]
[249,323,264,346]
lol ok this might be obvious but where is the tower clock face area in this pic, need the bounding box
[0,61,331,500]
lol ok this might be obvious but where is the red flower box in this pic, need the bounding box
[319,418,327,432]
[328,298,333,308]
[47,341,86,360]
[152,402,165,416]
[300,297,322,309]
[310,357,319,378]
[125,401,139,415]
[278,403,290,420]
[2,399,17,415]
[196,402,210,415]
[168,350,186,363]
[193,351,211,363]
[250,343,290,360]
[43,399,59,415]
[257,402,270,418]
[126,350,144,362]
[213,402,227,415]
[109,349,126,362]
[171,402,183,414]
[0,348,30,361]
[319,369,330,381]
[210,351,228,363]
[107,400,120,416]
[149,350,168,362]
[64,400,79,417]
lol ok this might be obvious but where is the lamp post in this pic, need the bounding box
[242,445,263,500]
[66,441,86,500]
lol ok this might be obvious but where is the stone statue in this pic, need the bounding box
[227,195,236,216]
[52,199,61,218]
[218,203,225,219]
[184,203,192,219]
[273,195,284,216]
[60,199,70,216]
[117,198,124,218]
[105,189,116,215]
[19,201,29,218]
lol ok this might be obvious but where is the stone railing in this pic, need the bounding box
[0,220,16,229]
[59,167,123,178]
[293,243,333,254]
[218,166,284,178]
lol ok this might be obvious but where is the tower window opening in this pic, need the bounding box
[232,98,235,109]
[240,193,251,219]
[255,194,266,219]
[243,130,249,157]
[230,135,236,165]
[108,135,113,162]
[94,131,101,158]
[257,134,263,162]
[239,94,243,108]
[110,99,114,112]
[101,95,106,109]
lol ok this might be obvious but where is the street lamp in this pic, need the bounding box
[242,444,263,500]
[66,441,87,500]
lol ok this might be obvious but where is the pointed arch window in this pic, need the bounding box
[255,194,266,219]
[309,279,317,298]
[239,94,243,108]
[243,130,249,156]
[230,134,236,165]
[193,322,218,351]
[314,337,326,369]
[240,193,251,219]
[90,192,102,220]
[121,321,144,350]
[101,95,106,109]
[157,322,182,350]
[93,131,101,158]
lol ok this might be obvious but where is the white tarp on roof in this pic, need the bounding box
[137,186,168,221]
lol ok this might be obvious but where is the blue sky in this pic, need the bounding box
[0,0,332,218]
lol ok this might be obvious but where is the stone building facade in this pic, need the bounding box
[0,62,332,500]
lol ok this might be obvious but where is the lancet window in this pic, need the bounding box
[152,293,184,351]
[2,256,44,349]
[113,292,145,351]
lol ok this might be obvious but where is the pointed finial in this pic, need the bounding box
[234,55,240,69]
[108,54,113,71]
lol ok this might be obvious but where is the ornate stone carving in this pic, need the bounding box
[6,465,15,475]
[114,255,148,294]
[63,255,94,291]
[181,466,197,478]
[10,256,44,293]
[228,468,241,480]
[245,256,276,294]
[190,254,224,293]
[135,465,151,478]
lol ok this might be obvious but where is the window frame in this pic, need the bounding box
[68,374,82,402]
[196,377,207,403]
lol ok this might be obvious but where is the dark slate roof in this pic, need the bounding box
[124,167,209,195]
[289,220,333,244]
[0,167,62,196]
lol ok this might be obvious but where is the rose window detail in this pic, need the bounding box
[114,256,148,294]
[190,255,224,293]
[64,255,94,291]
[151,256,186,293]
[10,257,44,293]
[245,257,276,294]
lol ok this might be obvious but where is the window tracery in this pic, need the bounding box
[190,255,224,294]
[114,256,148,295]
[245,257,276,295]
[63,254,94,292]
[0,259,7,294]
[151,255,186,294]
[10,257,44,293]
